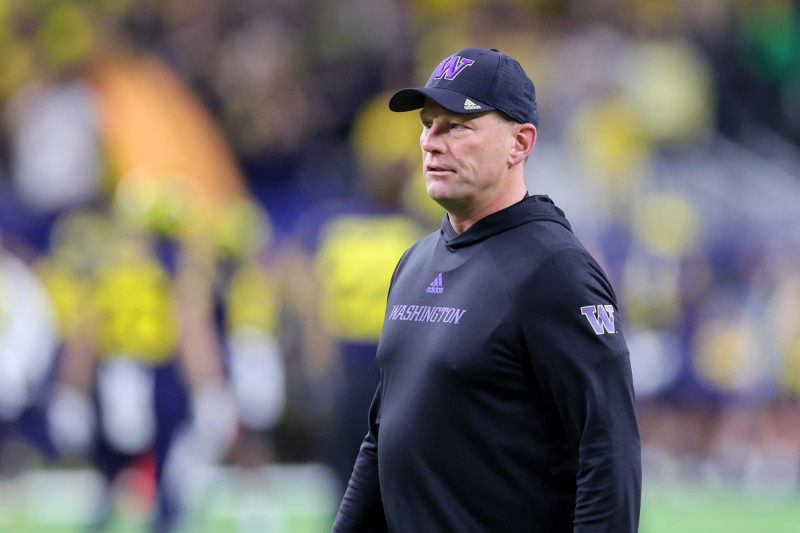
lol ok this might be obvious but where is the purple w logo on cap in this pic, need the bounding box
[433,56,475,81]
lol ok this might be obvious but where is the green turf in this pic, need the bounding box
[641,483,800,533]
[2,470,799,532]
[0,465,339,533]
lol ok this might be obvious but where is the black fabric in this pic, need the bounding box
[333,195,641,532]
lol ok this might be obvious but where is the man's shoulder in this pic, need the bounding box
[498,218,608,285]
[496,216,585,261]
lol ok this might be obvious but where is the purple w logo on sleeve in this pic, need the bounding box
[580,305,617,334]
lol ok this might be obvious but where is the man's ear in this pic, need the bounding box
[509,124,537,166]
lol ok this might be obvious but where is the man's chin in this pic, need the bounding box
[426,182,453,202]
[426,192,461,213]
[425,188,449,205]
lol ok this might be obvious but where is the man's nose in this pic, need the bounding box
[421,123,444,153]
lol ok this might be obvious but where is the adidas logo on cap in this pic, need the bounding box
[463,99,481,110]
[426,272,444,294]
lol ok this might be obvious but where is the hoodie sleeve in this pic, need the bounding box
[521,248,641,533]
[331,384,387,533]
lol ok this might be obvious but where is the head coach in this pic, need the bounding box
[332,47,642,533]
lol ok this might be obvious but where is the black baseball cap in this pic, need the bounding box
[389,47,539,127]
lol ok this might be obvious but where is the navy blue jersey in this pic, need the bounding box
[333,195,641,533]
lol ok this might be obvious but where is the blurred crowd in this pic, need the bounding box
[0,0,800,530]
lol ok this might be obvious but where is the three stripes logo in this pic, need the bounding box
[426,272,444,294]
[463,99,481,110]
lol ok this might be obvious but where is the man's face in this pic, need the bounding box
[419,100,518,213]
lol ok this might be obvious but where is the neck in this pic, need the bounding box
[447,178,528,234]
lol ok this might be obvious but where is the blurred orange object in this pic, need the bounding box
[86,53,246,210]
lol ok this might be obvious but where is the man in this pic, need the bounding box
[332,47,641,532]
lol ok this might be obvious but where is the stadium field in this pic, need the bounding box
[1,468,799,532]
[0,464,338,533]
[641,483,800,533]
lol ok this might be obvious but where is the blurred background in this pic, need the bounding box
[0,0,799,531]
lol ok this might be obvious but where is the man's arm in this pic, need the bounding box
[522,248,641,533]
[331,385,387,532]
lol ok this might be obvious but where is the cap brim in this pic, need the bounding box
[389,87,494,115]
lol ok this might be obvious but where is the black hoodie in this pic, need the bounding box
[333,195,641,533]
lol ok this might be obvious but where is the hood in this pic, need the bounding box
[441,195,571,249]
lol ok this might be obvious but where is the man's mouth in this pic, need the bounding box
[426,164,453,174]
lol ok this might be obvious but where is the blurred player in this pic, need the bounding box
[39,201,236,532]
[280,90,429,491]
[0,233,60,471]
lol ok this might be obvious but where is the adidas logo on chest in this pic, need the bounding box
[426,272,444,294]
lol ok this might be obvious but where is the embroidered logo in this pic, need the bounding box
[432,56,475,81]
[463,99,481,110]
[425,272,444,294]
[580,305,616,334]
